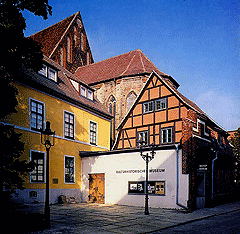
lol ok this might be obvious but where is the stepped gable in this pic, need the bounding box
[74,49,172,85]
[30,13,76,57]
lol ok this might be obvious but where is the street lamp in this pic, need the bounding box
[41,121,55,228]
[139,140,156,215]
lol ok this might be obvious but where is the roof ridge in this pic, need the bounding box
[29,12,78,38]
[119,51,138,77]
[139,51,146,72]
[75,49,140,73]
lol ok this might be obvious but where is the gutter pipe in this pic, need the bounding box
[211,151,218,201]
[176,144,188,210]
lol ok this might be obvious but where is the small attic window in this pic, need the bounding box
[39,64,47,77]
[48,68,57,82]
[80,85,94,100]
[38,64,57,82]
[87,90,93,100]
[81,86,86,97]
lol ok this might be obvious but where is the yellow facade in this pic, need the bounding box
[4,82,111,203]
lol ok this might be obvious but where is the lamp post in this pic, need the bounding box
[139,140,156,215]
[41,121,55,228]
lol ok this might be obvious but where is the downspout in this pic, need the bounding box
[176,144,188,210]
[211,151,218,201]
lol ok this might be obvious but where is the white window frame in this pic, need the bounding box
[81,86,86,97]
[63,110,75,140]
[64,155,75,184]
[38,64,47,77]
[138,130,149,146]
[161,128,173,144]
[30,150,46,183]
[89,120,97,145]
[193,119,209,137]
[143,101,154,113]
[48,67,57,82]
[29,97,45,131]
[38,64,57,82]
[155,98,166,111]
[87,89,93,100]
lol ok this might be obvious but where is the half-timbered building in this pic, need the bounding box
[24,11,235,209]
[74,49,178,147]
[80,71,235,210]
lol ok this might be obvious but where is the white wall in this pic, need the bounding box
[81,148,189,209]
[11,189,82,205]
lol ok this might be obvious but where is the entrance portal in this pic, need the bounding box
[89,173,105,204]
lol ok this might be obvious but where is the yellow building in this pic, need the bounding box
[3,55,112,204]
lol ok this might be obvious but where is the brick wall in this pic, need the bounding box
[92,75,148,132]
[51,19,93,73]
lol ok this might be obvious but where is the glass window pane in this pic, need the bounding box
[162,130,167,143]
[37,104,43,114]
[149,102,153,111]
[31,102,37,112]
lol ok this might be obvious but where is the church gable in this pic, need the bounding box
[30,12,94,73]
[114,72,185,149]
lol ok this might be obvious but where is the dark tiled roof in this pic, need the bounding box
[74,49,173,85]
[29,12,77,57]
[21,55,112,119]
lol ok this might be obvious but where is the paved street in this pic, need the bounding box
[152,209,240,233]
[32,201,240,234]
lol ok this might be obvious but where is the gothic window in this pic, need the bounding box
[59,45,64,66]
[67,35,71,62]
[73,26,77,47]
[87,51,91,65]
[108,95,116,147]
[108,95,116,116]
[80,31,84,52]
[126,92,137,111]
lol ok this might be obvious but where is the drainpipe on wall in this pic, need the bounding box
[212,151,218,201]
[176,144,188,210]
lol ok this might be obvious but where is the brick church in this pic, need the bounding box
[30,12,235,210]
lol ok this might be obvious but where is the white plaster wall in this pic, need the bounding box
[11,189,82,205]
[178,150,189,207]
[81,148,189,208]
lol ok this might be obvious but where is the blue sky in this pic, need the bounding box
[23,0,240,131]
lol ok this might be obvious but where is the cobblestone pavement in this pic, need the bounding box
[32,201,240,234]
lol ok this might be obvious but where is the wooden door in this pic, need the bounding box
[89,173,105,204]
[196,171,206,208]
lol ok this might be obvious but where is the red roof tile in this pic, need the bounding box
[74,49,169,85]
[29,13,77,57]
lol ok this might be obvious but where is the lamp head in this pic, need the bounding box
[41,121,55,148]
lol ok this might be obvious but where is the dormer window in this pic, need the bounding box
[81,86,86,97]
[38,64,57,82]
[80,85,94,100]
[39,64,47,77]
[87,90,93,100]
[48,68,57,82]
